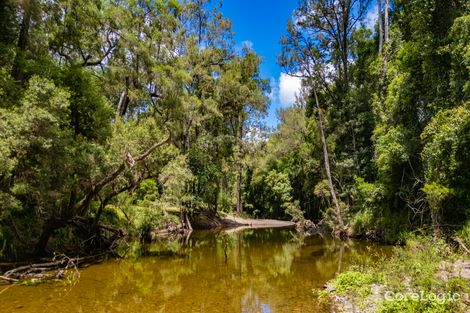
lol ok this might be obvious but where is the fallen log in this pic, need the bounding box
[0,253,106,283]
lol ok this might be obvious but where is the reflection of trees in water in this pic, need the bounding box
[0,228,389,313]
[106,228,387,312]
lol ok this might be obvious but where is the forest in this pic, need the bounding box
[0,0,469,263]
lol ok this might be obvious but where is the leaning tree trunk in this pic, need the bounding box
[313,88,345,235]
[33,135,171,256]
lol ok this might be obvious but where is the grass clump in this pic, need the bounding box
[333,270,376,296]
[321,234,469,312]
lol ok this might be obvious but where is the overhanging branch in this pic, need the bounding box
[73,134,171,215]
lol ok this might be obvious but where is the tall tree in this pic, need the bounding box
[384,0,389,43]
[279,0,370,235]
[313,88,345,233]
[378,0,383,53]
[291,0,370,91]
[218,50,269,213]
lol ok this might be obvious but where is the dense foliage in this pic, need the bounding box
[0,0,469,259]
[322,234,469,312]
[0,0,268,258]
[245,0,470,242]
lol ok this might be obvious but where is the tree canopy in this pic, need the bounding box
[0,0,469,259]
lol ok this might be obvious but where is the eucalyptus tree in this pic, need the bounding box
[176,0,235,212]
[217,50,269,214]
[174,1,269,215]
[279,0,370,236]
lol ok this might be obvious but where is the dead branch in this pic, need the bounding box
[454,236,470,255]
[0,253,106,283]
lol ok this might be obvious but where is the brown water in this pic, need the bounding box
[0,228,389,313]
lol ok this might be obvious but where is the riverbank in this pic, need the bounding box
[150,212,296,239]
[188,209,297,231]
[219,215,296,228]
[317,235,470,312]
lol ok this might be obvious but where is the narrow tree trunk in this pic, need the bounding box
[431,208,441,237]
[378,0,383,54]
[313,88,345,233]
[236,118,243,214]
[93,182,135,228]
[116,76,129,118]
[384,0,389,43]
[236,167,242,214]
[12,3,32,83]
[378,0,388,105]
[341,2,350,90]
[184,211,193,231]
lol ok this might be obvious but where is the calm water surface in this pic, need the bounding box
[0,228,390,312]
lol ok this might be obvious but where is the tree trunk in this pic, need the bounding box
[431,208,441,237]
[378,0,383,54]
[34,136,171,255]
[93,182,136,227]
[378,0,388,104]
[34,219,64,256]
[12,3,32,83]
[236,167,243,214]
[184,211,192,231]
[116,76,130,118]
[341,2,350,90]
[384,0,389,43]
[236,117,243,214]
[313,88,345,233]
[180,209,193,231]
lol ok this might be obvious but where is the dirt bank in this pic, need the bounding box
[219,215,295,228]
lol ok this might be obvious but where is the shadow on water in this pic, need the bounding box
[0,227,391,313]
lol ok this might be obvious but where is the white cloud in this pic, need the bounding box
[279,73,302,107]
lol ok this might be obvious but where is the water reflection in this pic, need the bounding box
[0,228,389,313]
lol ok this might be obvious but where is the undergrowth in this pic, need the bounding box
[317,234,470,312]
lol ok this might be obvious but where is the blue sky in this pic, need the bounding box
[219,0,301,128]
[219,0,379,128]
